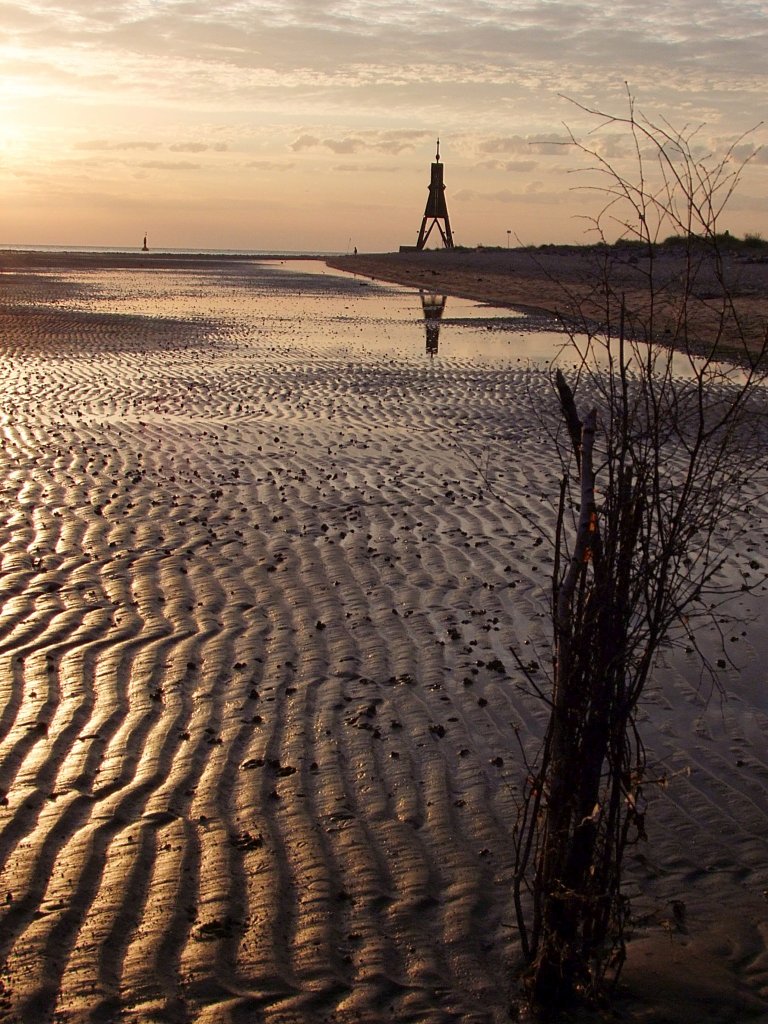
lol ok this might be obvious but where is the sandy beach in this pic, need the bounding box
[0,251,766,1024]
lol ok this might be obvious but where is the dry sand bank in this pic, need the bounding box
[327,248,768,357]
[0,257,766,1024]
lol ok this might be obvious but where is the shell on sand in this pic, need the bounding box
[0,255,766,1024]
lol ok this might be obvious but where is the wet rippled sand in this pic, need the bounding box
[0,259,766,1023]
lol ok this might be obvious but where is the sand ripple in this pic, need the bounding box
[0,260,766,1023]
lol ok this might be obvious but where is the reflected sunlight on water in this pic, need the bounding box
[39,258,570,366]
[26,258,752,383]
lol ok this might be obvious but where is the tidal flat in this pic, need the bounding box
[0,254,766,1023]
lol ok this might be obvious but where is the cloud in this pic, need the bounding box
[730,143,768,166]
[323,137,366,154]
[332,163,403,173]
[246,160,296,170]
[169,142,228,153]
[478,136,530,156]
[290,134,321,151]
[290,129,430,155]
[375,129,431,154]
[454,186,567,206]
[137,160,201,171]
[5,0,767,95]
[74,140,163,151]
[477,158,539,173]
[479,134,572,157]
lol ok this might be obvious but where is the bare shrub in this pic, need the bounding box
[511,93,768,1011]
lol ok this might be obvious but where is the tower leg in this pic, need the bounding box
[417,217,454,250]
[442,213,454,247]
[417,217,433,250]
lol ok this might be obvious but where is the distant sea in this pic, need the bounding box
[0,244,344,258]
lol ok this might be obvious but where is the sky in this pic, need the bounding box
[0,0,766,252]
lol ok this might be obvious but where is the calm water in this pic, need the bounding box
[9,255,748,378]
[37,256,573,366]
[0,244,341,258]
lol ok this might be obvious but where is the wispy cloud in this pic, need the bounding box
[454,185,568,205]
[169,142,229,153]
[291,130,430,154]
[731,143,768,166]
[137,160,201,171]
[333,163,403,173]
[74,140,163,152]
[477,159,539,173]
[479,135,572,156]
[246,159,296,170]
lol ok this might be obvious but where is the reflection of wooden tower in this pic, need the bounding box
[420,290,447,357]
[416,140,454,250]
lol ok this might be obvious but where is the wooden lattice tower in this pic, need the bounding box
[416,139,454,250]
